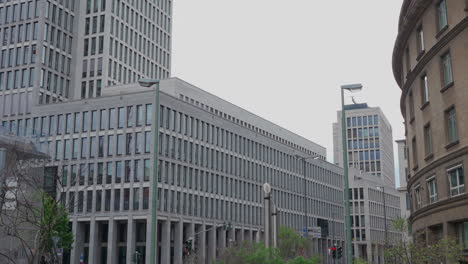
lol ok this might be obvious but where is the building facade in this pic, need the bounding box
[0,0,171,125]
[393,0,468,255]
[349,168,402,264]
[1,78,346,264]
[333,103,396,187]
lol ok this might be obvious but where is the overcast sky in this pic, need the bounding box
[171,0,405,187]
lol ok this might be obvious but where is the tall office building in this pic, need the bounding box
[0,0,171,123]
[395,139,410,219]
[1,78,346,264]
[333,103,395,187]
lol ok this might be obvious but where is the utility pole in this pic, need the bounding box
[263,183,272,248]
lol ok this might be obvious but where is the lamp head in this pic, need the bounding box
[138,78,160,88]
[341,83,363,91]
[263,183,272,194]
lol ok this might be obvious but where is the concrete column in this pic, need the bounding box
[228,227,235,246]
[70,219,81,264]
[198,224,206,264]
[126,218,136,264]
[107,218,117,264]
[161,220,171,264]
[207,226,216,264]
[174,220,183,264]
[247,229,253,241]
[219,228,226,250]
[188,222,195,249]
[88,218,99,264]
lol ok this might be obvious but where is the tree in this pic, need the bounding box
[215,227,321,264]
[0,137,73,264]
[385,218,467,264]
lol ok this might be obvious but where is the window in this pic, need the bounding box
[409,92,415,121]
[414,185,422,209]
[421,74,429,105]
[118,107,125,128]
[145,104,152,125]
[448,166,464,197]
[417,25,425,54]
[412,137,418,169]
[437,0,448,31]
[456,221,468,250]
[136,105,143,126]
[424,124,433,157]
[441,52,453,87]
[445,107,458,144]
[427,176,438,203]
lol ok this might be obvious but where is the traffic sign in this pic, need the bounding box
[309,227,322,238]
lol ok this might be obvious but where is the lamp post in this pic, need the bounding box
[138,78,161,264]
[377,186,388,248]
[295,155,320,238]
[341,83,363,264]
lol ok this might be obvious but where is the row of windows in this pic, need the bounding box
[39,68,70,97]
[346,115,379,127]
[413,165,465,210]
[348,138,380,151]
[80,79,103,99]
[1,21,38,45]
[83,36,104,57]
[347,149,381,161]
[348,161,382,175]
[107,55,166,87]
[411,107,458,168]
[45,1,74,33]
[0,67,34,91]
[84,15,105,36]
[347,127,380,139]
[41,47,72,76]
[86,0,106,15]
[1,44,36,69]
[181,94,320,158]
[0,91,33,117]
[109,33,170,71]
[43,24,74,55]
[0,0,39,25]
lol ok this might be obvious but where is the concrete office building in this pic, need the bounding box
[393,0,468,255]
[0,0,171,124]
[333,103,396,187]
[1,78,346,264]
[349,168,402,264]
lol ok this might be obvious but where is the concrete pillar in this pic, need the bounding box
[161,220,171,264]
[248,229,253,241]
[197,223,206,264]
[126,218,136,264]
[107,218,117,264]
[174,220,183,264]
[188,222,195,249]
[219,228,226,250]
[88,218,99,264]
[207,226,216,264]
[70,219,82,264]
[228,227,235,246]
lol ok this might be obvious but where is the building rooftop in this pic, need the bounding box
[344,103,369,111]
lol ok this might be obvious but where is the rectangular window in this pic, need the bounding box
[118,107,125,128]
[135,132,143,154]
[106,161,113,184]
[412,137,418,169]
[107,135,114,156]
[445,107,458,144]
[456,222,468,250]
[415,185,422,209]
[448,166,464,197]
[417,25,425,54]
[145,131,152,153]
[127,106,133,127]
[144,159,150,181]
[441,52,453,87]
[116,134,124,155]
[109,108,115,129]
[424,124,433,156]
[145,104,152,125]
[136,105,143,126]
[409,92,415,121]
[427,176,438,203]
[437,0,448,31]
[100,109,106,130]
[421,74,429,105]
[133,188,139,210]
[91,110,98,131]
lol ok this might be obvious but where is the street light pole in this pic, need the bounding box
[341,83,363,264]
[138,79,161,264]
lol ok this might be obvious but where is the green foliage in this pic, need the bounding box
[353,257,369,264]
[385,218,467,264]
[39,193,74,254]
[215,227,320,264]
[277,227,311,260]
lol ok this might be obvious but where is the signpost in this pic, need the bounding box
[309,227,322,239]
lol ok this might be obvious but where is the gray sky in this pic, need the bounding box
[171,0,405,187]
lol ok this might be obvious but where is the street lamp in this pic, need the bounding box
[295,154,320,238]
[376,186,388,248]
[341,83,363,264]
[138,78,161,264]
